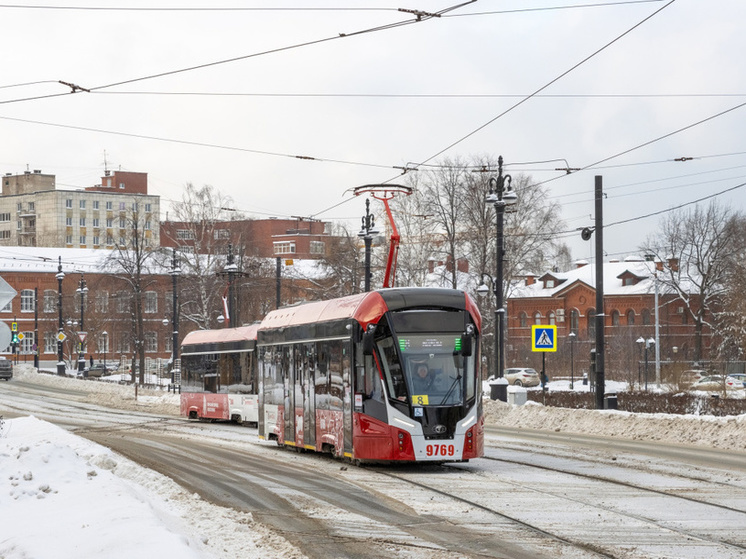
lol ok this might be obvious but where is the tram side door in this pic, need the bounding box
[302,343,315,449]
[282,346,295,445]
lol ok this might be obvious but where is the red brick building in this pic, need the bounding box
[506,257,709,379]
[160,217,331,259]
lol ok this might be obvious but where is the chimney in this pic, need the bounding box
[667,257,679,272]
[525,274,535,286]
[575,260,589,269]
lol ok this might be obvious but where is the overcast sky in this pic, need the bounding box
[1,0,744,264]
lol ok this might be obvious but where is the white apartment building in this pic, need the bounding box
[1,169,160,249]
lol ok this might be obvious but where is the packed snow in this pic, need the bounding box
[1,365,745,558]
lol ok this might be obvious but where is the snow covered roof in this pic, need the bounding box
[510,257,695,299]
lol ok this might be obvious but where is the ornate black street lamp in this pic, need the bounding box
[358,198,379,292]
[484,156,517,380]
[56,257,65,376]
[76,274,88,375]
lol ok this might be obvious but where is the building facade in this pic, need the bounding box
[506,257,710,378]
[1,170,160,249]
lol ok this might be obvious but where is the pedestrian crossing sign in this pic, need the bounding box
[532,325,557,352]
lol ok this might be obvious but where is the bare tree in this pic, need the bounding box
[105,199,160,384]
[641,201,742,362]
[713,214,746,360]
[167,184,237,330]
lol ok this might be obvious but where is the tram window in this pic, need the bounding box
[377,336,407,400]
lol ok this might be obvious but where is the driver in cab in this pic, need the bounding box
[411,363,434,393]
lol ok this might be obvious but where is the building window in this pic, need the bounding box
[119,183,125,189]
[144,331,158,352]
[16,220,21,230]
[17,203,23,212]
[176,229,195,240]
[66,217,73,226]
[116,291,130,314]
[144,291,157,314]
[80,217,86,227]
[144,220,151,230]
[106,201,113,210]
[119,202,126,210]
[548,311,556,325]
[20,332,34,354]
[117,337,131,355]
[132,202,138,212]
[570,309,579,333]
[66,199,72,209]
[0,230,10,239]
[310,241,325,255]
[273,241,296,255]
[93,236,100,245]
[611,310,620,326]
[0,213,10,222]
[119,218,126,228]
[641,309,651,325]
[145,203,152,212]
[106,218,113,227]
[79,235,86,245]
[79,200,86,209]
[65,235,73,245]
[44,331,57,354]
[534,312,542,325]
[92,218,100,227]
[95,292,109,313]
[93,201,99,210]
[627,310,636,326]
[587,309,596,337]
[213,229,230,240]
[28,202,34,211]
[20,289,35,312]
[0,299,10,312]
[165,335,172,353]
[43,290,56,313]
[519,312,528,328]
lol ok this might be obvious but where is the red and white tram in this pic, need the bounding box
[179,324,259,424]
[257,287,484,463]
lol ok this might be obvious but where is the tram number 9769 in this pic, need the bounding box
[426,444,455,457]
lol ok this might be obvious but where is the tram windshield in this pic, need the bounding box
[377,332,476,406]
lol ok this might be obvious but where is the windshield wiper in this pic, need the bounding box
[440,374,462,405]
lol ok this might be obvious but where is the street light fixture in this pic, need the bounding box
[76,274,88,375]
[485,155,518,382]
[358,198,379,292]
[101,330,108,373]
[568,331,577,389]
[637,336,655,391]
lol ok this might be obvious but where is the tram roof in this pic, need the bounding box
[181,324,260,347]
[259,288,477,331]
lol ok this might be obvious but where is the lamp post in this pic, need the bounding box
[639,336,655,391]
[568,331,576,389]
[170,249,180,385]
[358,198,378,292]
[476,272,496,375]
[101,331,108,373]
[636,336,644,388]
[485,155,518,381]
[56,257,65,376]
[76,274,88,375]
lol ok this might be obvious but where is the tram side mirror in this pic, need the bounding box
[362,328,375,356]
[459,334,472,357]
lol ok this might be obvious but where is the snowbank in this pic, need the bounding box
[484,398,746,452]
[0,415,303,559]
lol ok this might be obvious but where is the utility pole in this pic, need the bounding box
[594,176,605,410]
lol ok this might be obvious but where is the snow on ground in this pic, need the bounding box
[2,366,745,558]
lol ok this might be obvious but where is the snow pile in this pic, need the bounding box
[0,415,304,559]
[483,398,746,452]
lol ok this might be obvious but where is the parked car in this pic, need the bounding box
[84,363,113,378]
[690,375,743,391]
[679,369,706,387]
[503,367,541,387]
[0,357,12,381]
[727,373,746,388]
